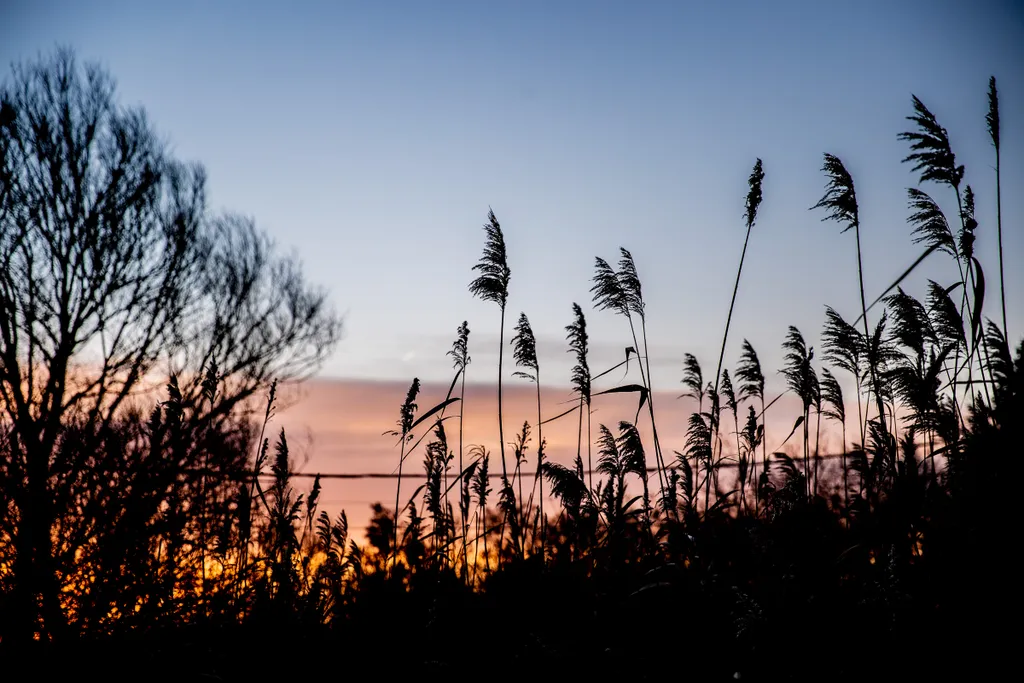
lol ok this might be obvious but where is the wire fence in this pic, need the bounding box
[254,451,849,480]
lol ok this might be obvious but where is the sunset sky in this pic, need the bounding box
[3,0,1022,534]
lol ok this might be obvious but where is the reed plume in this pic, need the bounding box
[469,209,511,479]
[713,159,765,404]
[591,251,670,512]
[511,312,545,555]
[781,327,818,495]
[448,321,471,578]
[812,154,888,453]
[819,367,847,502]
[387,377,420,575]
[736,340,766,511]
[987,77,1006,338]
[566,303,593,489]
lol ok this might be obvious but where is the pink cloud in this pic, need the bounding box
[274,377,849,537]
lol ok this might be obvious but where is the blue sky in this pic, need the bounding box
[3,0,1022,394]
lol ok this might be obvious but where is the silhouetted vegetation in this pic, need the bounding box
[1,49,1018,681]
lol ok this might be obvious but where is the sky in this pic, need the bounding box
[3,0,1023,532]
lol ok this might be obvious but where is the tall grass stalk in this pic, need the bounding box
[389,378,420,577]
[812,390,822,493]
[448,322,471,578]
[721,370,741,507]
[987,77,1007,338]
[511,312,545,557]
[703,160,764,509]
[898,95,992,418]
[902,187,966,427]
[241,380,278,577]
[736,341,765,513]
[469,210,511,480]
[567,304,593,490]
[684,356,708,509]
[469,447,491,575]
[813,154,888,454]
[592,253,670,515]
[713,159,765,406]
[618,249,672,514]
[782,327,818,496]
[820,368,848,504]
[469,210,511,564]
[956,188,993,408]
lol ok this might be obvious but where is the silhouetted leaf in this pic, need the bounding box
[774,415,805,451]
[856,243,941,324]
[970,257,985,350]
[540,404,580,426]
[410,397,461,431]
[595,383,649,420]
[592,356,631,382]
[405,415,459,460]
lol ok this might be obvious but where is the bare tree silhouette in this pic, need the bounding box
[0,48,340,641]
